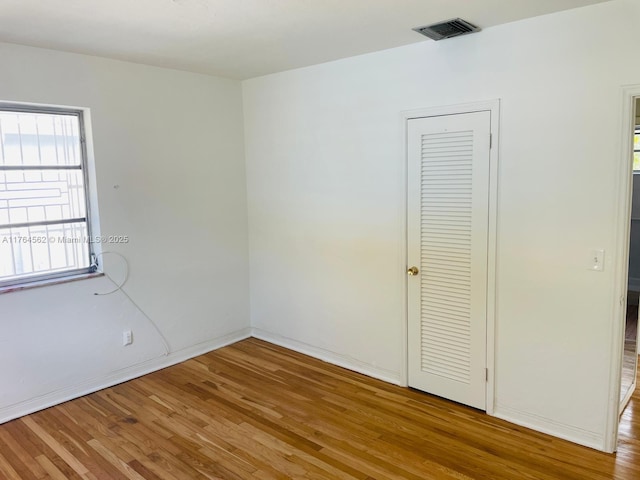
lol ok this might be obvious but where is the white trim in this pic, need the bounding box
[251,328,403,386]
[0,327,252,425]
[82,106,103,261]
[620,381,635,415]
[400,99,500,415]
[402,100,501,121]
[604,85,640,453]
[494,404,603,451]
[398,105,409,387]
[486,102,500,416]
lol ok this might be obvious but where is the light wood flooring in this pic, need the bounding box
[622,304,638,398]
[0,338,639,479]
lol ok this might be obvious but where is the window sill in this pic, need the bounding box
[0,272,105,295]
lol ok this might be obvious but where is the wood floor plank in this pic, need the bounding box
[0,428,46,479]
[1,338,639,479]
[21,416,91,478]
[0,449,27,480]
[34,455,67,480]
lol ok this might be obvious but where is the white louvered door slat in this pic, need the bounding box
[407,111,491,410]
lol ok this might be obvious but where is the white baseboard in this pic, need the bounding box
[251,327,403,386]
[0,327,252,425]
[494,403,606,452]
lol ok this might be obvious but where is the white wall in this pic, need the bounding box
[243,0,640,450]
[0,43,250,421]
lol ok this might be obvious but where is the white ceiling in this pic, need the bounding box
[0,0,611,79]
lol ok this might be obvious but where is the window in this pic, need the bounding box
[634,126,640,171]
[0,105,95,287]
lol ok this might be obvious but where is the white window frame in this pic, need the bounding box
[0,103,98,288]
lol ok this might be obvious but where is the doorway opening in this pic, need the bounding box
[620,99,640,414]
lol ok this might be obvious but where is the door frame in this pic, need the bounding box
[399,99,500,415]
[605,85,640,452]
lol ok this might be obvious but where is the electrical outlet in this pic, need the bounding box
[123,330,133,346]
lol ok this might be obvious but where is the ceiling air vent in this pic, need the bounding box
[412,18,480,41]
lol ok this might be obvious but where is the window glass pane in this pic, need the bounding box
[634,128,640,172]
[0,169,86,225]
[0,112,81,166]
[0,222,89,281]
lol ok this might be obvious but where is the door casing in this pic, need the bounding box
[605,85,640,453]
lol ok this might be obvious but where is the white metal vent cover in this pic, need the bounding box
[413,18,480,41]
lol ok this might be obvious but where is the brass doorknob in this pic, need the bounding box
[407,266,419,276]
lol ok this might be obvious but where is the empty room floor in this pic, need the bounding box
[0,338,638,479]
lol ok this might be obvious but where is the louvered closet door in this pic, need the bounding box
[407,111,491,410]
